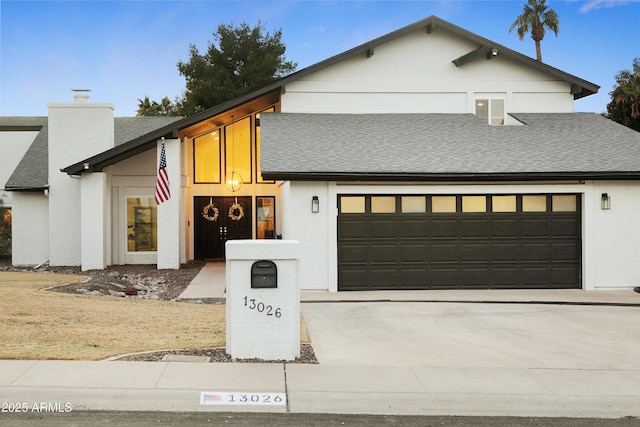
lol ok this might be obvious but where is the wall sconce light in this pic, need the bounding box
[491,48,498,56]
[601,193,611,210]
[311,196,319,213]
[83,162,90,170]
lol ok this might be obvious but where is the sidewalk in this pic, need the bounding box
[2,263,639,418]
[2,359,639,417]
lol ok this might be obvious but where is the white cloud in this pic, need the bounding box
[581,0,640,13]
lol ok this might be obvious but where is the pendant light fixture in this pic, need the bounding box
[225,116,243,192]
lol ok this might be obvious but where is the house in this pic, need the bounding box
[3,16,640,292]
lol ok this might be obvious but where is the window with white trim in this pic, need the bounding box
[475,99,505,125]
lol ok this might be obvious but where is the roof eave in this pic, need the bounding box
[62,125,179,175]
[261,171,640,182]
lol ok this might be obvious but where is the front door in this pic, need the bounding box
[194,196,252,259]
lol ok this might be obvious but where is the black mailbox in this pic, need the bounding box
[251,260,277,288]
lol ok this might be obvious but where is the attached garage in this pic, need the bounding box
[337,194,581,291]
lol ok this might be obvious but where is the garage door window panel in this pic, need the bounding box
[462,196,486,213]
[432,196,456,213]
[402,196,426,213]
[522,195,547,212]
[340,196,366,214]
[552,195,576,212]
[371,196,396,213]
[492,195,516,212]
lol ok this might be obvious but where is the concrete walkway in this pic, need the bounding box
[1,263,639,418]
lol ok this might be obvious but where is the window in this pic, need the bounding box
[225,117,252,184]
[475,99,505,125]
[432,196,456,213]
[371,196,396,213]
[522,195,547,212]
[462,196,486,212]
[402,196,426,213]
[492,195,516,212]
[340,196,365,214]
[256,196,276,239]
[552,195,577,212]
[194,129,221,183]
[127,198,157,252]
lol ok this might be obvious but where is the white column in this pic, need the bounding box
[80,172,107,271]
[157,138,181,269]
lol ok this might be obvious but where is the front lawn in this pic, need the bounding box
[0,272,225,360]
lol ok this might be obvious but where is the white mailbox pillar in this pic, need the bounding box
[226,240,300,361]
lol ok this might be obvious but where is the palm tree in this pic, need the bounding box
[616,70,640,119]
[510,0,560,62]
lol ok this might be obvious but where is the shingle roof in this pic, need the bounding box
[4,116,181,190]
[62,15,600,176]
[259,112,640,181]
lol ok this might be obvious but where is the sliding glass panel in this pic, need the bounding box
[490,99,505,125]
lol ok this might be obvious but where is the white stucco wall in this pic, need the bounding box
[0,131,38,207]
[81,172,108,270]
[48,95,114,266]
[588,181,640,289]
[284,181,640,292]
[11,192,49,266]
[281,28,574,115]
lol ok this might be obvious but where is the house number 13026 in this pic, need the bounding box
[243,296,282,318]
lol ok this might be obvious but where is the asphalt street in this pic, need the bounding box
[1,412,639,426]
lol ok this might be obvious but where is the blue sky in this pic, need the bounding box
[1,0,639,117]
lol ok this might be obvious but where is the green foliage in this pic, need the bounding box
[0,196,11,258]
[136,96,183,117]
[510,0,560,62]
[137,21,296,117]
[605,58,640,132]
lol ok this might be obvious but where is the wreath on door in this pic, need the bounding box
[228,202,245,221]
[202,203,219,222]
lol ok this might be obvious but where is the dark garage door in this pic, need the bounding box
[337,194,581,291]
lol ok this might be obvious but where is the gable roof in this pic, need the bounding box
[5,116,182,191]
[259,112,640,181]
[61,15,599,176]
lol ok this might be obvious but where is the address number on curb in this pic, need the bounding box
[200,392,286,406]
[243,296,282,318]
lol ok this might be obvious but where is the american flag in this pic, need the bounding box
[155,140,171,204]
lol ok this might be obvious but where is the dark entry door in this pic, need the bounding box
[194,196,252,259]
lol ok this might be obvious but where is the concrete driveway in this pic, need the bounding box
[300,298,640,369]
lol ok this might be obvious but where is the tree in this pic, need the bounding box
[138,21,296,117]
[136,96,182,117]
[510,0,560,62]
[605,58,640,132]
[0,195,11,258]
